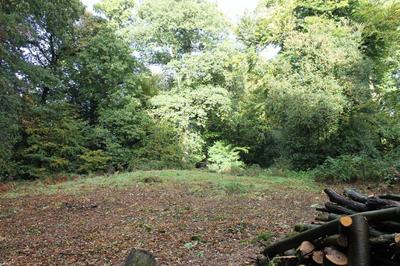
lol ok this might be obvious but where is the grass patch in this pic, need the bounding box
[1,169,320,198]
[252,231,274,244]
[222,182,252,195]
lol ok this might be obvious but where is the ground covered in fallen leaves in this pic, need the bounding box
[0,170,397,265]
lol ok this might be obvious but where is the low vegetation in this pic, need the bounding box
[1,169,318,198]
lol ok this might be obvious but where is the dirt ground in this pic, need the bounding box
[0,177,398,265]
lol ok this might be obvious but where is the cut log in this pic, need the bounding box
[369,233,400,246]
[368,227,385,237]
[348,215,370,266]
[315,213,339,222]
[378,194,400,202]
[315,213,382,237]
[262,207,400,258]
[312,250,324,265]
[324,202,355,215]
[314,234,348,248]
[298,240,315,257]
[323,247,347,266]
[316,207,330,213]
[361,207,400,222]
[375,220,400,232]
[283,249,296,256]
[262,218,339,258]
[317,234,348,248]
[324,188,368,212]
[366,197,400,210]
[343,188,368,203]
[339,216,352,228]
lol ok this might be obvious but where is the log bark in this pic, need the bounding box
[315,213,339,222]
[366,197,400,210]
[369,233,400,246]
[316,207,330,213]
[368,227,384,237]
[314,234,348,248]
[324,188,368,212]
[360,207,400,222]
[378,194,400,202]
[348,215,370,266]
[375,220,400,232]
[343,188,368,203]
[324,202,355,215]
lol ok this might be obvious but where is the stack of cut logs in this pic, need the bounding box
[256,188,400,266]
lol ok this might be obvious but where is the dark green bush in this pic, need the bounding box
[78,150,112,174]
[130,123,187,170]
[313,154,394,182]
[17,103,86,178]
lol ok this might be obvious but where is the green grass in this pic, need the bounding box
[1,169,320,198]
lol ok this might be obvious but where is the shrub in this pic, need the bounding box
[313,154,393,182]
[79,150,111,174]
[208,141,248,173]
[130,123,187,170]
[0,159,19,181]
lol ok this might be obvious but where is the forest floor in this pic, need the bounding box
[0,170,397,265]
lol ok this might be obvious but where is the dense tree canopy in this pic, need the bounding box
[0,0,399,181]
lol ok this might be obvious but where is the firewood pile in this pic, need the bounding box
[256,188,400,266]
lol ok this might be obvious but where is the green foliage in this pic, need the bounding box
[168,42,247,95]
[150,85,233,163]
[252,16,367,168]
[18,103,86,178]
[253,231,274,244]
[79,150,111,174]
[63,14,146,124]
[94,95,153,169]
[94,0,135,30]
[131,123,187,170]
[0,72,21,178]
[151,85,232,132]
[133,0,229,62]
[222,182,250,195]
[313,154,396,182]
[208,141,248,173]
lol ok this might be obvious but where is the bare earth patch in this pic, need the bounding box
[0,173,397,265]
